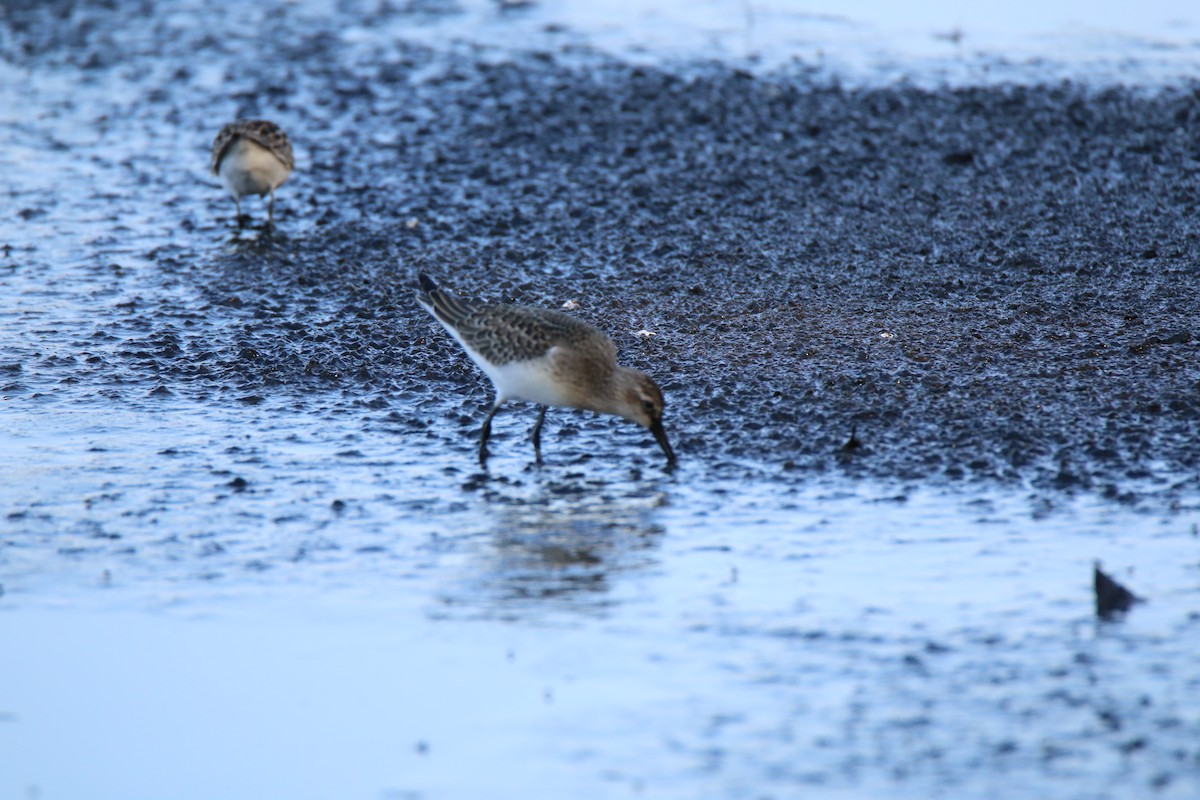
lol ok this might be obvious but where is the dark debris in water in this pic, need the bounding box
[1094,561,1144,620]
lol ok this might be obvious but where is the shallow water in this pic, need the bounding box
[4,397,1198,798]
[3,1,1200,798]
[394,0,1200,82]
[4,445,1199,798]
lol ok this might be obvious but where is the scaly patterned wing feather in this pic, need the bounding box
[456,304,614,367]
[417,274,615,367]
[210,120,294,174]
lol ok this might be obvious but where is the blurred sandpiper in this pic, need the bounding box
[210,119,294,226]
[416,274,676,466]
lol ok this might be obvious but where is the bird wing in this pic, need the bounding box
[210,120,295,174]
[416,276,614,367]
[458,304,613,367]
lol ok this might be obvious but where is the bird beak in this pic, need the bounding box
[650,419,676,464]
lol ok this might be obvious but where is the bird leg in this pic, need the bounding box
[530,406,547,464]
[479,403,502,465]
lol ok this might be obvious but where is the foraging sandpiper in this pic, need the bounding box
[416,274,676,466]
[210,120,294,225]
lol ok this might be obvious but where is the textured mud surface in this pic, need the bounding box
[7,2,1200,504]
[2,2,1199,799]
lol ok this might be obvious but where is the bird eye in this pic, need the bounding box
[642,399,657,415]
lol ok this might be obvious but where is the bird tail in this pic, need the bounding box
[416,273,476,327]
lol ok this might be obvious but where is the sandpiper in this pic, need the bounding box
[210,120,294,225]
[416,274,676,466]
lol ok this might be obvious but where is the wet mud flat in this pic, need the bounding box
[4,2,1200,505]
[2,2,1200,799]
[9,3,1200,505]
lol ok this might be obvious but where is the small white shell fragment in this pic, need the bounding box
[561,299,581,310]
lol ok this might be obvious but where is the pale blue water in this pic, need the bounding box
[397,0,1200,82]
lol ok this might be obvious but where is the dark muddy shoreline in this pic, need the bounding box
[4,3,1200,510]
[160,75,1200,502]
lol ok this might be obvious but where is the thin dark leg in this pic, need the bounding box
[479,403,501,465]
[268,191,275,224]
[530,406,547,464]
[235,197,244,228]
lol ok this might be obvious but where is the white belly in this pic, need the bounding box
[218,138,291,198]
[485,358,575,408]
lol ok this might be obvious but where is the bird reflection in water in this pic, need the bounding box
[440,491,668,618]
